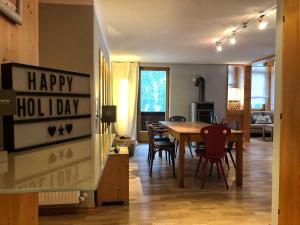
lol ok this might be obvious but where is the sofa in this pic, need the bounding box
[250,111,274,135]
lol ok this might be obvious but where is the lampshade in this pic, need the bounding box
[101,105,117,123]
[228,88,242,101]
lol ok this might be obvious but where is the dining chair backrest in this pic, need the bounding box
[228,120,239,130]
[147,124,155,148]
[209,112,219,124]
[169,116,186,122]
[200,125,231,158]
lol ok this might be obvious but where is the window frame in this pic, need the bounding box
[137,67,170,142]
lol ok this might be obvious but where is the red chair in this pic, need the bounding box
[194,125,231,189]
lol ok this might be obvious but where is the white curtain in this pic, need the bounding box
[112,62,139,139]
[251,66,269,108]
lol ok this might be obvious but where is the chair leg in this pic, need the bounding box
[209,162,213,176]
[201,159,209,189]
[194,154,203,178]
[218,159,229,190]
[171,150,176,177]
[175,140,178,158]
[224,154,229,170]
[188,142,193,158]
[216,161,221,180]
[147,145,150,165]
[149,154,153,177]
[149,151,156,177]
[165,150,168,162]
[229,151,236,169]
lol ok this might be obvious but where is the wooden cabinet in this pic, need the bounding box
[97,147,129,205]
[0,193,38,225]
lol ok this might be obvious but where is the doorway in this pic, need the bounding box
[137,67,169,142]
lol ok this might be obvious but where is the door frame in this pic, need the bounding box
[137,67,170,142]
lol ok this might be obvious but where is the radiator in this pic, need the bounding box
[38,191,80,206]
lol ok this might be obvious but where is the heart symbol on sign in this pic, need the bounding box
[48,126,56,137]
[65,124,73,134]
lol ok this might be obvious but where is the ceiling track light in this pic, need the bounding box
[229,32,237,45]
[258,15,268,30]
[216,42,223,52]
[213,4,275,51]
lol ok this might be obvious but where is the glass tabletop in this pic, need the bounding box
[0,134,114,193]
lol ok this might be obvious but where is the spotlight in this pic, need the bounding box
[216,42,223,52]
[258,15,268,30]
[229,33,237,45]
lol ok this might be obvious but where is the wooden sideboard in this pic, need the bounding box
[97,147,129,205]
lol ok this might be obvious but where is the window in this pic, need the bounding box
[138,68,169,135]
[251,65,269,109]
[140,70,166,112]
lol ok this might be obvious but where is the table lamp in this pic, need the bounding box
[228,88,242,110]
[101,106,117,132]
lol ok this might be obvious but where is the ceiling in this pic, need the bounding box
[96,0,276,64]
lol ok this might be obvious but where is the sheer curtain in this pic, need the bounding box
[111,62,139,139]
[251,66,269,109]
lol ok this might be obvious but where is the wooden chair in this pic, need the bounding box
[146,121,169,164]
[169,116,193,158]
[147,124,175,177]
[194,125,231,189]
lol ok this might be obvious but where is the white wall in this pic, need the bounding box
[93,7,111,120]
[39,3,110,208]
[39,3,94,75]
[39,3,110,135]
[140,63,227,121]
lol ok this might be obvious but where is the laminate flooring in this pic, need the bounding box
[40,138,272,225]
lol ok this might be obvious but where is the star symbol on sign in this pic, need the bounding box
[59,151,64,160]
[58,125,64,136]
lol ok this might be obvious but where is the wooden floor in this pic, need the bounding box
[40,138,272,225]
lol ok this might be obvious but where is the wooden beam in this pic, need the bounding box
[250,55,275,65]
[266,61,274,111]
[234,67,239,88]
[243,65,251,142]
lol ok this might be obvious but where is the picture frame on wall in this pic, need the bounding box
[0,0,22,24]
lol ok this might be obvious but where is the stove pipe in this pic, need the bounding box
[193,77,205,102]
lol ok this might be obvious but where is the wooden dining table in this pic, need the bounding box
[160,121,244,188]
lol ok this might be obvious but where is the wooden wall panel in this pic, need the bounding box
[0,193,38,225]
[0,0,39,149]
[0,0,39,65]
[279,0,300,224]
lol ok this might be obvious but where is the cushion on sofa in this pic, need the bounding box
[255,115,272,124]
[251,111,274,124]
[263,112,273,122]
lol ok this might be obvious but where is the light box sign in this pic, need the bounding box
[1,63,91,152]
